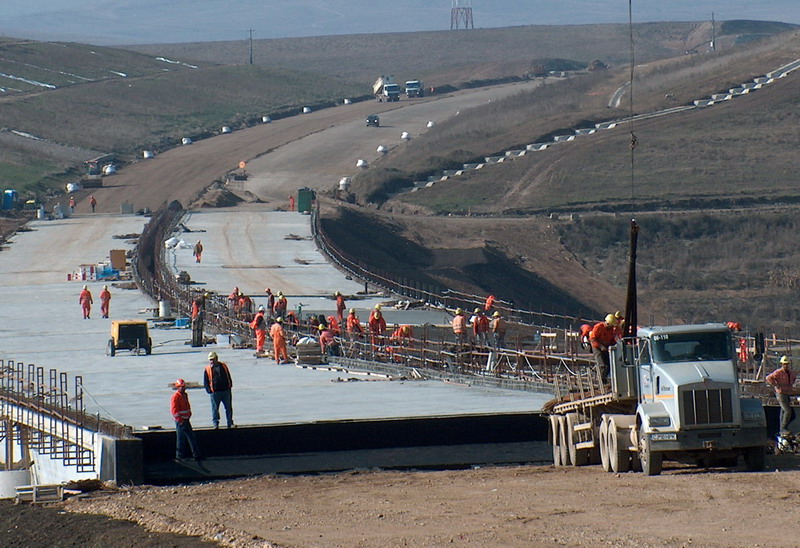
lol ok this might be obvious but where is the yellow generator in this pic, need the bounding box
[107,320,152,356]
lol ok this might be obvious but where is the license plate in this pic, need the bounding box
[651,433,677,441]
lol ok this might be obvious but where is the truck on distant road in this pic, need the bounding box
[548,322,768,475]
[404,80,424,98]
[373,75,400,102]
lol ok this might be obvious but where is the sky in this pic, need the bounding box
[0,1,798,45]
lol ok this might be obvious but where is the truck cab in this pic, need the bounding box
[405,80,423,98]
[615,324,767,473]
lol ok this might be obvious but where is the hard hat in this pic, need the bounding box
[455,308,463,314]
[402,325,410,334]
[474,308,481,314]
[349,308,356,314]
[83,285,88,290]
[103,285,108,290]
[318,324,325,330]
[615,310,623,318]
[780,355,791,365]
[208,351,218,360]
[204,292,210,297]
[374,304,382,310]
[258,305,265,312]
[278,291,283,297]
[175,378,186,388]
[605,314,618,326]
[276,317,283,323]
[335,291,341,296]
[493,311,500,317]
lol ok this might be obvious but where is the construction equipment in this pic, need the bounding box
[548,222,768,475]
[107,320,152,356]
[404,80,424,98]
[373,75,400,102]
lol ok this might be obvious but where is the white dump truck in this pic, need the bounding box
[548,323,768,475]
[404,80,424,98]
[373,75,400,102]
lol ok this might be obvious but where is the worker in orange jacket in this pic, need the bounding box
[472,308,490,347]
[99,285,111,318]
[387,324,413,363]
[452,308,466,346]
[273,291,287,320]
[79,285,93,319]
[270,317,289,364]
[335,291,346,324]
[319,324,341,356]
[590,314,619,385]
[250,305,268,353]
[346,308,363,341]
[368,305,387,351]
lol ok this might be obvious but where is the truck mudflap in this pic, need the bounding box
[646,426,767,452]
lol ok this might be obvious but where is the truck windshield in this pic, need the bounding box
[651,331,731,363]
[385,84,400,92]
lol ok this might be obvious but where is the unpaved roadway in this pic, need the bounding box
[62,455,800,547]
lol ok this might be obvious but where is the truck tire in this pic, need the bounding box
[599,418,610,472]
[638,430,663,476]
[550,415,562,466]
[744,446,766,471]
[566,413,589,466]
[608,417,631,473]
[558,415,571,466]
[107,339,115,357]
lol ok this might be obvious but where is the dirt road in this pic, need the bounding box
[48,454,799,547]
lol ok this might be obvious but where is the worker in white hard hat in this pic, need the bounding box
[99,285,111,318]
[171,378,201,461]
[78,284,93,319]
[270,316,289,364]
[589,314,619,386]
[250,305,268,354]
[767,355,797,435]
[203,351,234,429]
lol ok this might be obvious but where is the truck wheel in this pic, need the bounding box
[145,338,152,355]
[550,416,562,466]
[107,339,115,357]
[609,417,631,473]
[599,418,610,472]
[566,414,588,466]
[638,431,663,476]
[558,415,572,466]
[744,446,766,471]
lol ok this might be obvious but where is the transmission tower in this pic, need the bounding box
[450,0,474,30]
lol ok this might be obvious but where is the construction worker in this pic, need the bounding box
[335,291,346,324]
[319,324,341,356]
[326,315,341,336]
[273,291,287,320]
[227,287,240,314]
[68,196,76,214]
[289,195,295,211]
[191,293,206,347]
[270,317,289,364]
[590,314,619,385]
[250,305,268,354]
[99,284,111,318]
[490,311,507,348]
[472,308,490,347]
[368,304,387,351]
[387,324,413,362]
[78,284,93,319]
[346,308,363,341]
[193,240,203,263]
[89,195,97,213]
[484,295,496,313]
[265,288,275,319]
[613,310,626,339]
[579,323,592,350]
[237,290,252,317]
[203,351,234,429]
[766,355,797,435]
[171,378,201,461]
[452,308,466,346]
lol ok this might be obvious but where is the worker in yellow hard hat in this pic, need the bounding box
[346,308,363,341]
[767,355,797,435]
[452,307,467,346]
[589,314,619,386]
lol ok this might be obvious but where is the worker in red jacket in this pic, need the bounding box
[270,317,289,364]
[99,285,111,318]
[335,291,346,324]
[346,308,363,341]
[171,378,201,461]
[387,324,413,363]
[79,285,93,319]
[589,314,619,385]
[319,324,341,356]
[472,308,490,347]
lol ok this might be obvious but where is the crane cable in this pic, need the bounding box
[628,0,637,211]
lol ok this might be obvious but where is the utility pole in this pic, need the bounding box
[710,12,716,52]
[248,28,254,65]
